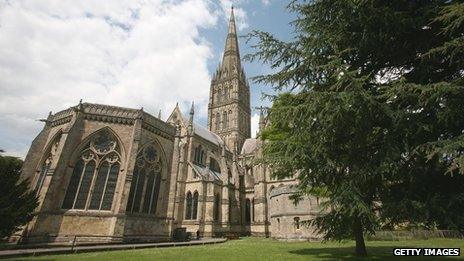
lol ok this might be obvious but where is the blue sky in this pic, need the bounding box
[0,0,296,157]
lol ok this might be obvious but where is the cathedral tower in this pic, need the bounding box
[208,7,251,151]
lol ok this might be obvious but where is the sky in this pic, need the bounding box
[0,0,295,158]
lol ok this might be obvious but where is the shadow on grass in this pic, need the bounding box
[289,246,457,260]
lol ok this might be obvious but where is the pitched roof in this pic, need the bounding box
[166,104,224,146]
[190,162,222,182]
[241,138,259,155]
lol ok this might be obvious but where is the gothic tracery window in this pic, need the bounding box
[126,143,163,215]
[62,129,121,211]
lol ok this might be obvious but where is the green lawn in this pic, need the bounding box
[13,237,464,260]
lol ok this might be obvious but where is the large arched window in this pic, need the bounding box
[126,143,163,214]
[214,193,220,221]
[215,113,221,131]
[62,129,121,210]
[192,191,199,220]
[185,191,193,220]
[223,111,228,129]
[245,198,251,224]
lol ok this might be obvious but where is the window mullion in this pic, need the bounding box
[138,171,149,213]
[85,158,100,210]
[98,161,112,210]
[72,161,87,209]
[148,173,157,214]
[129,170,140,213]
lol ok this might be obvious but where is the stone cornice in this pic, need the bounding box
[47,103,175,140]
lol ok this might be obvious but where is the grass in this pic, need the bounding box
[11,237,464,260]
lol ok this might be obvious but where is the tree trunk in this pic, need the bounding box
[353,217,367,256]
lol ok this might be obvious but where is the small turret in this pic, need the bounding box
[188,101,194,135]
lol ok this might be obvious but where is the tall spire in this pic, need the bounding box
[220,6,241,78]
[207,6,251,152]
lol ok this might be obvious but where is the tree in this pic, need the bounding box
[246,0,464,256]
[0,153,38,239]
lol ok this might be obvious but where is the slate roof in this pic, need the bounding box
[241,138,259,155]
[190,162,222,182]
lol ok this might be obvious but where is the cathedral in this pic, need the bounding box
[16,8,321,244]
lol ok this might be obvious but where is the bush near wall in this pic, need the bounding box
[366,230,463,241]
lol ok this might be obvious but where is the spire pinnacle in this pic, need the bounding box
[190,101,195,115]
[188,101,194,135]
[218,5,241,77]
[189,101,194,123]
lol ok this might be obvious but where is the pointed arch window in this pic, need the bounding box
[215,113,221,130]
[217,87,222,103]
[214,193,220,221]
[209,158,221,173]
[194,145,205,166]
[34,157,51,195]
[223,111,228,129]
[228,110,232,127]
[126,143,163,214]
[245,198,251,224]
[62,129,121,210]
[192,191,199,220]
[252,198,255,222]
[34,133,61,195]
[185,191,193,220]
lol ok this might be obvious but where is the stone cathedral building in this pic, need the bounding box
[16,8,320,244]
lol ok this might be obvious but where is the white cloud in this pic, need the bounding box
[261,0,271,6]
[218,0,248,30]
[0,0,248,157]
[250,113,259,138]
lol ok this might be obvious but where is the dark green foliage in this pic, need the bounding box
[246,0,464,256]
[0,154,38,239]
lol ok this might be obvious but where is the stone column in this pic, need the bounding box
[202,181,215,237]
[166,125,181,234]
